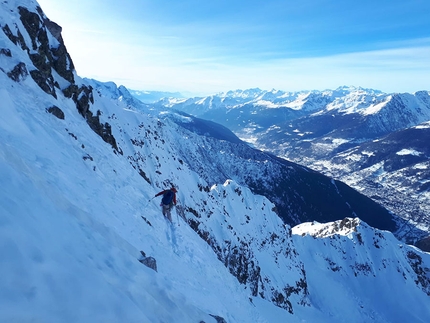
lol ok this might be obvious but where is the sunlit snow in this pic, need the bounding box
[396,149,422,156]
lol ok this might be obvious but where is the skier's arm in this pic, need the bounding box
[154,190,166,197]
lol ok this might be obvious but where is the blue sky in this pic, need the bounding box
[37,0,430,95]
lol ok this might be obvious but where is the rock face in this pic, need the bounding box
[1,4,118,152]
[63,83,119,151]
[7,62,28,81]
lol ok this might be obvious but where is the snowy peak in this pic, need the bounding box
[84,78,150,112]
[224,87,265,99]
[331,85,384,96]
[128,88,184,103]
[156,87,391,116]
[320,90,430,121]
[292,218,430,322]
[293,217,362,238]
[158,86,430,123]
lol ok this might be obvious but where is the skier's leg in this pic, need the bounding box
[167,204,173,222]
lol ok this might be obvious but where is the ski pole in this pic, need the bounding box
[144,196,156,208]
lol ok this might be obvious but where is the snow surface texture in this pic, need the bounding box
[1,1,430,322]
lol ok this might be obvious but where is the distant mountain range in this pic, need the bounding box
[152,87,430,247]
[128,88,185,103]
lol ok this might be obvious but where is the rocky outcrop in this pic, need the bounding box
[1,24,28,51]
[407,250,430,296]
[19,6,75,85]
[7,62,28,82]
[1,6,68,97]
[187,214,305,313]
[0,48,12,57]
[138,251,158,272]
[63,84,119,151]
[1,4,119,152]
[46,105,65,120]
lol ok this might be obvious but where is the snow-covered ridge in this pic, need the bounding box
[293,217,362,238]
[152,86,394,115]
[292,218,430,322]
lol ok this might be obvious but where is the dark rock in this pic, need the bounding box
[63,84,118,152]
[0,48,12,57]
[47,105,65,119]
[7,62,28,82]
[44,20,62,41]
[139,169,151,184]
[209,314,227,323]
[138,252,157,272]
[18,6,43,50]
[29,69,57,98]
[415,236,430,253]
[82,154,93,161]
[17,6,75,94]
[407,250,430,295]
[1,24,28,50]
[271,290,293,313]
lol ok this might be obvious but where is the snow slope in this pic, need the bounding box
[0,53,268,322]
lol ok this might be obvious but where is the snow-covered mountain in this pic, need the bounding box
[1,1,430,322]
[156,87,430,249]
[128,88,185,103]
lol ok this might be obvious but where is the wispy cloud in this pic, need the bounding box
[78,40,429,95]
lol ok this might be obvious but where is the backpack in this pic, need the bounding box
[161,190,174,205]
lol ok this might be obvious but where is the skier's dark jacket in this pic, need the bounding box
[155,188,177,205]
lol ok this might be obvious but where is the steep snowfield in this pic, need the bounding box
[0,69,267,322]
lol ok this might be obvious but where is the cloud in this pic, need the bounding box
[74,39,430,95]
[100,39,428,95]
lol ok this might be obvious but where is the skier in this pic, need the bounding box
[155,186,177,222]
